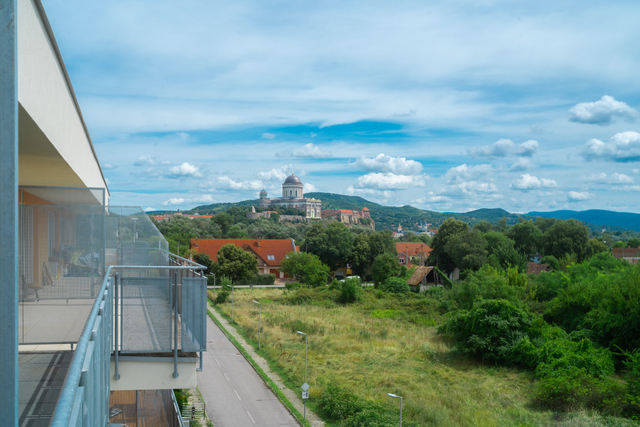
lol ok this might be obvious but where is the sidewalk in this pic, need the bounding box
[208,306,325,427]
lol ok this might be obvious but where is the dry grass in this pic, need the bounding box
[214,288,637,427]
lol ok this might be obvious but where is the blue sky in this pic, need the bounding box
[44,0,640,213]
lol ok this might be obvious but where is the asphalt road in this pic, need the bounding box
[197,315,299,427]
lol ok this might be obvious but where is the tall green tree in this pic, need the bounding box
[542,219,590,262]
[279,252,329,287]
[350,230,396,276]
[484,231,527,272]
[213,212,234,237]
[216,243,258,283]
[371,252,401,287]
[304,222,354,270]
[506,220,542,256]
[426,218,469,274]
[444,228,488,272]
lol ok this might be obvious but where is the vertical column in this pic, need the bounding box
[0,1,19,425]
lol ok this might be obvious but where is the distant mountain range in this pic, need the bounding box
[527,210,640,233]
[150,192,640,234]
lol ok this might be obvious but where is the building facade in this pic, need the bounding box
[321,207,372,226]
[258,174,321,218]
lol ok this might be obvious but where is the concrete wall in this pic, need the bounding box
[110,358,197,391]
[17,0,107,195]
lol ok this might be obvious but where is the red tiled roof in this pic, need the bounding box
[527,262,553,275]
[190,238,298,266]
[361,207,369,211]
[395,242,432,257]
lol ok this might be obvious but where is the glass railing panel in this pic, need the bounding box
[181,277,207,352]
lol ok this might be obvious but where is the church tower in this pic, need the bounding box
[282,173,303,199]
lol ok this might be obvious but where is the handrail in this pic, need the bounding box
[160,248,206,268]
[50,260,207,427]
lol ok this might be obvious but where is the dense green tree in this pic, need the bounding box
[628,237,640,248]
[216,243,258,283]
[473,220,493,233]
[213,212,234,237]
[279,251,330,287]
[426,218,469,274]
[381,277,410,294]
[227,224,249,239]
[484,232,527,272]
[371,253,401,287]
[542,219,590,262]
[506,220,542,256]
[535,217,557,234]
[497,217,509,233]
[192,252,213,275]
[350,234,371,277]
[304,222,354,270]
[245,219,303,241]
[445,228,488,272]
[585,239,608,258]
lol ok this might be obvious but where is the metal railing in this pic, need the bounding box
[50,260,207,427]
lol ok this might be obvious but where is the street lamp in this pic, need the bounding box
[253,300,261,349]
[297,331,308,420]
[387,393,403,427]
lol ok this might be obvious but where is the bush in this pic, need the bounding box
[438,298,533,364]
[215,290,229,304]
[219,276,233,291]
[284,282,301,290]
[381,277,410,294]
[318,384,401,427]
[254,273,276,286]
[337,277,362,304]
[372,253,401,287]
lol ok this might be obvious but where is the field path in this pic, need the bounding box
[199,309,325,427]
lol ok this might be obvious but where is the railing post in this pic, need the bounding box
[113,271,120,380]
[0,1,18,424]
[173,271,179,378]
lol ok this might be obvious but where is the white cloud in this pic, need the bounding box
[510,158,534,171]
[216,176,264,190]
[568,95,638,126]
[304,182,318,192]
[276,143,332,158]
[103,163,116,170]
[581,131,640,162]
[167,162,203,178]
[162,197,185,206]
[634,169,639,174]
[354,172,426,190]
[468,139,538,158]
[584,172,634,184]
[345,186,394,201]
[144,207,156,212]
[567,191,593,201]
[256,165,292,182]
[310,133,317,138]
[511,174,558,191]
[441,181,499,196]
[135,155,158,166]
[353,153,423,175]
[262,132,276,139]
[620,185,640,192]
[444,164,494,183]
[160,194,215,207]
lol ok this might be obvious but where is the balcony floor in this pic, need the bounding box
[19,351,71,427]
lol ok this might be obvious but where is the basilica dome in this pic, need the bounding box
[284,174,302,184]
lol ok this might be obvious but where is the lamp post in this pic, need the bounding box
[297,331,308,420]
[253,300,261,349]
[387,393,403,427]
[212,273,216,304]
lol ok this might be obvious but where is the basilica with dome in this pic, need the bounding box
[258,173,322,218]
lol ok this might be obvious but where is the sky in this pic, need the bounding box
[43,0,640,214]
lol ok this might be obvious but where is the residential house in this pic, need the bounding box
[407,266,438,292]
[191,238,299,278]
[2,2,206,425]
[396,242,432,267]
[612,247,640,264]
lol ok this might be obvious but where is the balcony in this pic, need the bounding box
[17,187,207,427]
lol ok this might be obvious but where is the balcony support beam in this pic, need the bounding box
[0,1,19,425]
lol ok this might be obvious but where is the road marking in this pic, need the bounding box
[234,389,241,401]
[224,373,230,382]
[214,357,221,366]
[247,410,256,424]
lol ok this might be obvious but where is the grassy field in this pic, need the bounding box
[212,287,639,427]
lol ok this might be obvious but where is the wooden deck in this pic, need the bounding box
[109,390,170,427]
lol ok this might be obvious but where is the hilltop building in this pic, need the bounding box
[258,173,322,218]
[322,207,373,227]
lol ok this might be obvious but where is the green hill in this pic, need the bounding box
[149,193,639,235]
